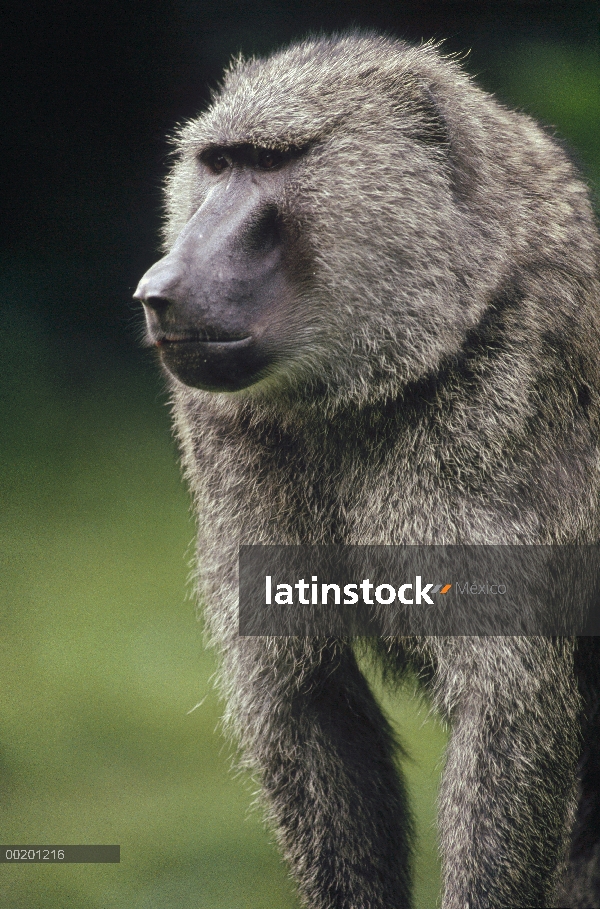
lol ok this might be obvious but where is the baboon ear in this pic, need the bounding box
[401,76,479,197]
[421,85,450,146]
[401,76,450,147]
[407,80,450,148]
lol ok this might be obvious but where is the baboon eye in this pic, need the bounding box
[201,150,231,174]
[257,148,283,170]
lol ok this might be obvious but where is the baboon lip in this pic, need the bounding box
[156,335,252,347]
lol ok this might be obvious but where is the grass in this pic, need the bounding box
[1,351,446,909]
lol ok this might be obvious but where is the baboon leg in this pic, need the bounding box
[437,639,581,909]
[561,843,600,909]
[565,748,600,908]
[227,638,413,909]
[559,639,600,908]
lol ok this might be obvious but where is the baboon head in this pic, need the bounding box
[134,34,510,405]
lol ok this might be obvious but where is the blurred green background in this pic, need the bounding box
[2,2,599,907]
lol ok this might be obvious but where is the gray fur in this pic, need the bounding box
[136,33,600,908]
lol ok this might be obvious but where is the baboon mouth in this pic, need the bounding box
[155,334,269,391]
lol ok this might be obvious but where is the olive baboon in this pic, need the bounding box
[134,33,600,909]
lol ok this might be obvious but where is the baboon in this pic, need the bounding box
[134,32,600,909]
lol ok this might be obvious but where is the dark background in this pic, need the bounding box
[1,3,599,908]
[3,0,598,377]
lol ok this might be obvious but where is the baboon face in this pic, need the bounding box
[135,36,493,404]
[134,144,310,391]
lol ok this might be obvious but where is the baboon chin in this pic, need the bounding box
[135,31,600,909]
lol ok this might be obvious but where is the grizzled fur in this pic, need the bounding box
[153,33,600,909]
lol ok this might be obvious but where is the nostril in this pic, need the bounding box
[133,257,184,307]
[141,295,171,315]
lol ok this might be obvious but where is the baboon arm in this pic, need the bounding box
[437,637,580,909]
[225,638,414,909]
